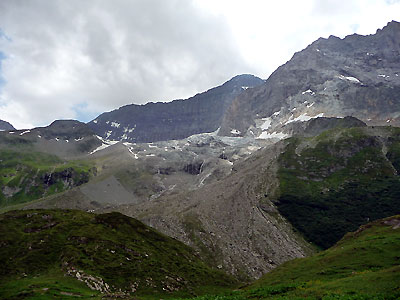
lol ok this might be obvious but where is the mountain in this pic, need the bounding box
[0,120,103,208]
[0,209,236,299]
[1,22,400,289]
[16,118,400,280]
[219,21,400,139]
[0,120,102,159]
[88,74,264,143]
[0,119,15,131]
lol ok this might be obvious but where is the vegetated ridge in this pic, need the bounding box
[276,125,400,249]
[0,209,237,299]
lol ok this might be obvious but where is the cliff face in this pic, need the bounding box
[219,21,400,138]
[88,74,264,143]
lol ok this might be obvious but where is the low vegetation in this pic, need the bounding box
[0,150,95,208]
[0,209,237,299]
[174,215,400,299]
[276,126,400,248]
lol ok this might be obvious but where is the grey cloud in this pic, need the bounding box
[0,0,251,128]
[311,0,361,16]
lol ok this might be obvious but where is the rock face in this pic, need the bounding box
[0,120,15,131]
[88,74,264,143]
[219,21,400,139]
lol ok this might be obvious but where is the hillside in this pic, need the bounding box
[0,120,103,209]
[176,215,400,299]
[0,209,237,299]
[0,150,96,208]
[17,121,400,280]
[276,125,400,248]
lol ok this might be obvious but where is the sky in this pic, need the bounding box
[0,0,399,129]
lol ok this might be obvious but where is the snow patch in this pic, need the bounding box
[105,131,112,139]
[90,143,111,154]
[241,86,249,90]
[146,154,155,157]
[93,120,98,124]
[123,127,135,133]
[8,132,14,134]
[19,130,30,136]
[111,122,120,128]
[75,137,83,142]
[302,89,315,95]
[272,111,280,117]
[38,135,42,138]
[286,113,324,125]
[338,75,361,83]
[307,102,315,108]
[230,129,241,135]
[378,74,389,78]
[257,131,289,140]
[260,118,272,130]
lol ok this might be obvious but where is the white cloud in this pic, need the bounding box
[0,0,399,129]
[0,0,249,128]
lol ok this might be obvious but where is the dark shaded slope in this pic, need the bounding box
[88,74,264,142]
[276,126,400,248]
[0,119,15,131]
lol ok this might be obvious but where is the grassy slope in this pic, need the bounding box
[276,126,400,248]
[0,209,237,299]
[174,215,400,299]
[0,149,95,208]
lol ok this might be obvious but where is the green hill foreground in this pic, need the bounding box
[176,215,400,300]
[0,209,237,299]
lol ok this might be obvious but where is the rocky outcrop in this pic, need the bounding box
[219,21,400,138]
[88,74,264,143]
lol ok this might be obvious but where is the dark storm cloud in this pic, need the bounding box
[0,0,250,128]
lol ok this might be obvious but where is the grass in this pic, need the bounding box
[0,209,237,299]
[0,150,95,208]
[275,127,400,248]
[172,215,400,299]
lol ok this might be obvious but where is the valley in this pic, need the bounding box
[0,21,400,299]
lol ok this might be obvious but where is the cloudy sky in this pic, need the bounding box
[0,0,399,129]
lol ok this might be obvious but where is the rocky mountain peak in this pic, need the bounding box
[219,21,400,139]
